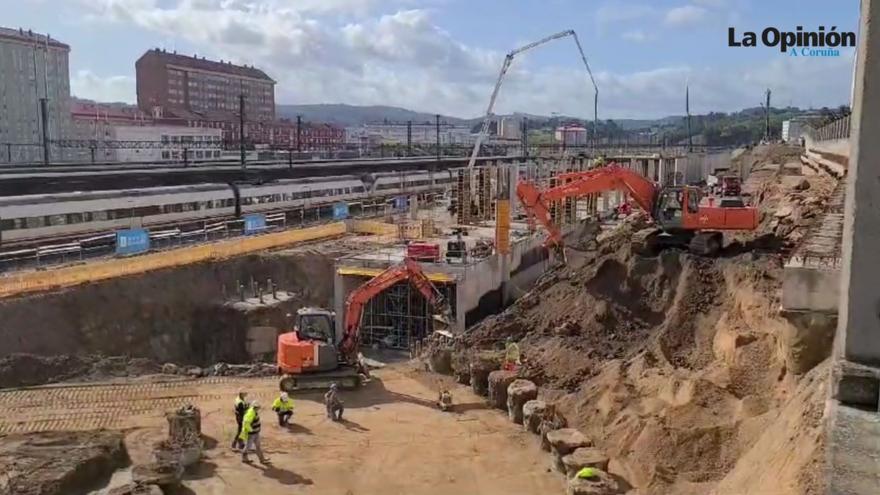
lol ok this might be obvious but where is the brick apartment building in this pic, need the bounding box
[134,49,343,150]
[136,48,275,121]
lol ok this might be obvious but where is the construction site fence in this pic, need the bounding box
[0,218,426,299]
[805,115,851,142]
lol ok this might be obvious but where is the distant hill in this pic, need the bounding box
[276,104,468,126]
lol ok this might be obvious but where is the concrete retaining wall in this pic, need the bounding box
[782,264,841,313]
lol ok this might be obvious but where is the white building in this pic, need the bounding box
[0,27,74,163]
[555,125,588,146]
[113,125,223,162]
[499,117,521,140]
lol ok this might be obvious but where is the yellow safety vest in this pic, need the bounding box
[505,342,521,364]
[272,397,294,412]
[239,407,261,441]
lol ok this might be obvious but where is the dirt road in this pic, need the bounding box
[0,365,563,494]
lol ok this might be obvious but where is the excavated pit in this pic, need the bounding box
[0,246,340,388]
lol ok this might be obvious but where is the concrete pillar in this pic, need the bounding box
[836,0,880,369]
[333,268,346,343]
[828,3,880,494]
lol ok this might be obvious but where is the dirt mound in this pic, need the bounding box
[457,151,831,493]
[0,430,128,495]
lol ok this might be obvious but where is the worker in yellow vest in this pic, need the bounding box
[504,337,521,371]
[239,401,269,464]
[272,392,295,427]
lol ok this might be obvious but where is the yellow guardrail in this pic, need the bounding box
[0,222,348,298]
[346,219,398,236]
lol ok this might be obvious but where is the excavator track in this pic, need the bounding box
[279,366,362,393]
[688,232,723,256]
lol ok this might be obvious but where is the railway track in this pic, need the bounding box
[0,377,281,434]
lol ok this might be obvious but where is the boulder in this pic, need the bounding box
[538,406,567,451]
[774,205,794,218]
[161,363,179,375]
[487,370,518,410]
[566,469,625,495]
[469,354,501,396]
[522,399,548,433]
[109,483,164,495]
[451,352,471,385]
[546,428,591,457]
[506,379,538,424]
[132,461,183,488]
[426,346,453,374]
[561,448,610,477]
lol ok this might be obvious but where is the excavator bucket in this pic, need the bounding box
[432,310,454,331]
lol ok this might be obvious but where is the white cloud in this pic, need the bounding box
[70,70,136,103]
[71,0,853,119]
[664,5,708,27]
[621,30,651,43]
[595,3,655,29]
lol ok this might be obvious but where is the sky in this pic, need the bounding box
[2,0,861,119]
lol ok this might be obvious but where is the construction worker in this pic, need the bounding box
[324,383,344,421]
[271,392,295,426]
[504,337,521,371]
[231,390,248,450]
[239,400,269,464]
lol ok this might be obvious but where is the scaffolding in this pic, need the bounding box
[360,280,456,351]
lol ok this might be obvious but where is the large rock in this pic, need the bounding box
[561,448,610,477]
[451,351,471,385]
[546,428,591,457]
[469,354,501,396]
[109,483,164,495]
[506,379,538,424]
[487,370,517,409]
[132,461,184,488]
[566,469,625,495]
[427,347,453,375]
[522,399,548,433]
[538,406,568,451]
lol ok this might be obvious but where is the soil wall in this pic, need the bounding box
[0,248,339,365]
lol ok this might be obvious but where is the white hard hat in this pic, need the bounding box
[280,392,289,400]
[251,400,261,409]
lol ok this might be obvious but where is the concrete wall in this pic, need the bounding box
[782,264,841,313]
[806,137,849,158]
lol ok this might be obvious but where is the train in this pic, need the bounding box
[0,170,456,246]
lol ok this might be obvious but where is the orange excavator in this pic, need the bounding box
[516,164,759,258]
[277,257,452,391]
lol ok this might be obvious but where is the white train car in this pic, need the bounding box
[0,170,453,245]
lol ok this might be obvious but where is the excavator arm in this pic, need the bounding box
[339,258,450,362]
[516,164,659,250]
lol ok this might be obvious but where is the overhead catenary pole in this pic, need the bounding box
[238,93,246,169]
[296,115,302,153]
[765,89,772,141]
[686,82,693,152]
[407,120,413,157]
[435,114,441,161]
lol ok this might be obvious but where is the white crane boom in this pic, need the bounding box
[466,29,598,173]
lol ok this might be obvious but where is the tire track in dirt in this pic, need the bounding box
[0,377,281,433]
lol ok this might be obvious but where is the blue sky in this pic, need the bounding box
[2,0,860,118]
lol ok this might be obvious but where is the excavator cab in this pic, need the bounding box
[294,308,335,343]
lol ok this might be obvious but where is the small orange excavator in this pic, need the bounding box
[516,164,759,258]
[277,257,452,391]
